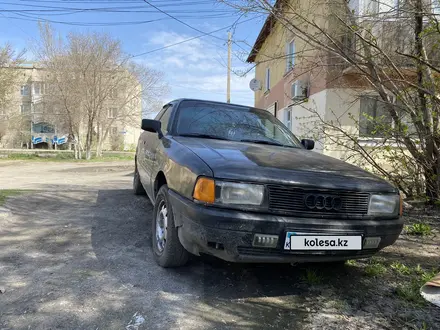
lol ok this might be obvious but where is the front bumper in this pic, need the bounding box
[169,190,404,263]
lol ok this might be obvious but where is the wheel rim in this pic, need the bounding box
[155,200,167,253]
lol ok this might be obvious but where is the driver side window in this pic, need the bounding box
[158,105,172,135]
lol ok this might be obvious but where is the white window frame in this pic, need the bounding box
[266,101,277,117]
[433,0,440,14]
[110,88,118,99]
[34,82,41,95]
[20,85,29,96]
[361,0,380,15]
[284,108,292,130]
[107,107,117,119]
[265,67,270,92]
[286,39,295,72]
[393,0,433,17]
[358,93,415,138]
[20,103,31,114]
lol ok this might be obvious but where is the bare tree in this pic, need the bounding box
[94,62,167,156]
[34,23,168,159]
[0,44,25,147]
[223,0,440,203]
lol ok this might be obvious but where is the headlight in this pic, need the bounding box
[216,181,264,205]
[193,177,264,206]
[368,194,400,215]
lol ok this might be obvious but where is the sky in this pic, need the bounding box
[0,0,267,111]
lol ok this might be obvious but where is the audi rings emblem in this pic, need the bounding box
[304,194,342,211]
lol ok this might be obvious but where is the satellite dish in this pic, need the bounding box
[249,78,261,92]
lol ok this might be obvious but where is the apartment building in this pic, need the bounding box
[0,63,141,150]
[247,0,435,161]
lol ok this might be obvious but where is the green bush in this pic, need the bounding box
[404,223,432,236]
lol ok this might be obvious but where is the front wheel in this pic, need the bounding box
[152,185,189,267]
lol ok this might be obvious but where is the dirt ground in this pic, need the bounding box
[0,160,439,330]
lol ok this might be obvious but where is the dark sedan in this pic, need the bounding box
[134,99,403,267]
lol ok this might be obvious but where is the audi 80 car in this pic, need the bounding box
[134,99,403,267]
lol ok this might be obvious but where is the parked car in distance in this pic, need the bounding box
[134,99,403,268]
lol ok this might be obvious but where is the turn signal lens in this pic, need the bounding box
[193,177,215,203]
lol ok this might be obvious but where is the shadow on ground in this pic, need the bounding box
[1,187,439,329]
[88,189,398,329]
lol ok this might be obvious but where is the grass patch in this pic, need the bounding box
[345,259,357,267]
[364,262,387,277]
[417,322,429,330]
[0,153,134,162]
[302,269,322,285]
[420,268,439,284]
[404,223,432,236]
[414,264,425,275]
[88,154,135,162]
[0,189,28,206]
[395,280,425,304]
[391,261,411,275]
[395,267,439,305]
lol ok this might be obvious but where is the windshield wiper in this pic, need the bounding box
[240,139,296,148]
[179,133,230,141]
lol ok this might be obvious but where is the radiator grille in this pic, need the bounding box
[267,185,370,216]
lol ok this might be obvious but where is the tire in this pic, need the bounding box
[152,185,189,267]
[133,164,146,195]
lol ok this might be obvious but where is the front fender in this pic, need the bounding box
[156,137,213,200]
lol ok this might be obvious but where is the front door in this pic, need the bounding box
[143,104,173,198]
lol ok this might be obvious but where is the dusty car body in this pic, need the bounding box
[134,99,403,267]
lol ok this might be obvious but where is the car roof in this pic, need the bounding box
[168,98,262,111]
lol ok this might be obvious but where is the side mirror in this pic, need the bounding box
[301,139,315,150]
[141,119,163,138]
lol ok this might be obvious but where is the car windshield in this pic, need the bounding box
[175,101,302,148]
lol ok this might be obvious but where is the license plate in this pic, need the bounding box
[284,232,362,250]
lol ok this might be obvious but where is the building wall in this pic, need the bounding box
[250,0,392,161]
[124,127,141,151]
[290,89,328,154]
[253,0,332,111]
[254,20,288,108]
[0,64,142,150]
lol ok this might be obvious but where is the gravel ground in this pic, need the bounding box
[0,160,439,330]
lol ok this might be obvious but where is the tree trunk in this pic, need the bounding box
[71,133,79,159]
[96,124,104,157]
[424,160,440,203]
[85,121,93,160]
[78,139,83,159]
[413,0,439,203]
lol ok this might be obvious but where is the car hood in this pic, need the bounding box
[174,137,397,192]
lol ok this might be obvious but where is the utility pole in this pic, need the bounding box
[227,31,231,103]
